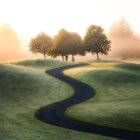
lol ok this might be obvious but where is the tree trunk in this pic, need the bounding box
[62,56,64,61]
[43,53,46,58]
[72,54,75,62]
[96,53,99,60]
[65,55,68,61]
[65,56,67,61]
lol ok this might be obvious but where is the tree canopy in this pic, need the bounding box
[29,32,52,58]
[29,25,111,61]
[49,29,69,61]
[67,32,84,62]
[84,25,111,60]
[50,29,84,61]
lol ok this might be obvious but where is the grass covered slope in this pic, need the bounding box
[64,61,140,131]
[12,59,71,69]
[0,59,115,140]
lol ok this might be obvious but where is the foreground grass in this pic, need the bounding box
[64,60,140,131]
[0,59,115,140]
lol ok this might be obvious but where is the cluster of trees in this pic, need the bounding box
[28,25,111,61]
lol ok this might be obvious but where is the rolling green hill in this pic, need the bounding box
[64,60,140,131]
[0,59,114,140]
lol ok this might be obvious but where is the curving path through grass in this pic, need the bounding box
[36,64,140,140]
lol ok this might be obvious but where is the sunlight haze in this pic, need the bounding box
[0,0,140,38]
[0,0,140,61]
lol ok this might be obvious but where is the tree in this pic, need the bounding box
[29,32,52,58]
[49,29,84,62]
[68,32,84,62]
[84,25,111,60]
[49,29,69,61]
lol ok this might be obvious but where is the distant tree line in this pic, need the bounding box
[28,25,111,61]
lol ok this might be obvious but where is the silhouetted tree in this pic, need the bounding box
[68,32,84,62]
[84,25,111,60]
[29,32,52,58]
[49,29,69,61]
[50,29,84,62]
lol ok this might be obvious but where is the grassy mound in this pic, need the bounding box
[64,61,140,131]
[0,59,114,140]
[12,59,71,69]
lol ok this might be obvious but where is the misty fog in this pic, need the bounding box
[0,19,140,62]
[0,24,22,61]
[108,19,140,59]
[0,24,37,62]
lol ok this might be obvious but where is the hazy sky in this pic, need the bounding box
[0,0,140,46]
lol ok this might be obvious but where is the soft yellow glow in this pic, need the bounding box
[0,0,140,38]
[0,0,140,62]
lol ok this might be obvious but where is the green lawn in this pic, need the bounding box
[64,60,140,131]
[11,59,72,69]
[0,59,115,140]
